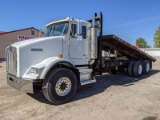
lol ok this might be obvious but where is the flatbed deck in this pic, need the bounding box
[101,35,156,62]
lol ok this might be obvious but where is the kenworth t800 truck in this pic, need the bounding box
[6,12,156,104]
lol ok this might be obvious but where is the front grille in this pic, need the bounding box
[6,46,17,76]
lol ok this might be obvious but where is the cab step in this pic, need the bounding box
[80,79,96,86]
[79,68,96,85]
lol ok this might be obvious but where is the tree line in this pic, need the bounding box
[136,27,160,48]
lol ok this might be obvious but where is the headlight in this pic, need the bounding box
[30,68,38,74]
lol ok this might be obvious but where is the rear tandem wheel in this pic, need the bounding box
[128,60,151,77]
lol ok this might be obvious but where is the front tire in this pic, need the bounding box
[42,68,77,105]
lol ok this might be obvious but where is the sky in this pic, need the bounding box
[0,0,160,47]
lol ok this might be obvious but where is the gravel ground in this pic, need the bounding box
[0,58,160,120]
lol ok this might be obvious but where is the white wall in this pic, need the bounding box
[140,48,160,56]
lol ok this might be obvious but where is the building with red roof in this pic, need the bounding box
[0,31,6,35]
[0,27,44,60]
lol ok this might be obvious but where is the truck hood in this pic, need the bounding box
[12,36,64,48]
[11,36,64,77]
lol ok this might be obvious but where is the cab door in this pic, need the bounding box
[69,22,87,59]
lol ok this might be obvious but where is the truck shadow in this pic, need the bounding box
[73,69,159,102]
[0,61,3,67]
[27,69,160,105]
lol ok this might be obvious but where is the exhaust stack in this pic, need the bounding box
[89,12,103,67]
[90,27,98,59]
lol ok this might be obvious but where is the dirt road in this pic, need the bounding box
[0,58,160,120]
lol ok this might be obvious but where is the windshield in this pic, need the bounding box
[45,21,69,37]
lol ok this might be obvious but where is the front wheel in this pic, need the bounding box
[42,68,78,105]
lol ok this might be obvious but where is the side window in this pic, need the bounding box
[82,26,86,39]
[70,24,77,36]
[31,30,35,35]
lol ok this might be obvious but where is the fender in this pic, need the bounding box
[39,57,76,79]
[22,57,77,80]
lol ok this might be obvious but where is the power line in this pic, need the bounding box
[105,15,160,29]
[115,27,156,36]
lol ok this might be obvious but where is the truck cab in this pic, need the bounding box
[45,17,91,63]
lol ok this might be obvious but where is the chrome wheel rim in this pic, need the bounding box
[55,77,71,96]
[146,63,150,72]
[138,64,142,75]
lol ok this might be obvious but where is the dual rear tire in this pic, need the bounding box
[142,60,150,74]
[128,60,150,77]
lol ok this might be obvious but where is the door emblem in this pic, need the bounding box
[76,35,83,41]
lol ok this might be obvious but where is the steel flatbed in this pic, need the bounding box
[101,35,156,62]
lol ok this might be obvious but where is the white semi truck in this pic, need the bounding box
[6,12,156,104]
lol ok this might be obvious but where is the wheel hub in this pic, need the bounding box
[138,64,142,75]
[61,83,67,90]
[55,77,71,96]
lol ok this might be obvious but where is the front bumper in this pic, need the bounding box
[7,73,34,93]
